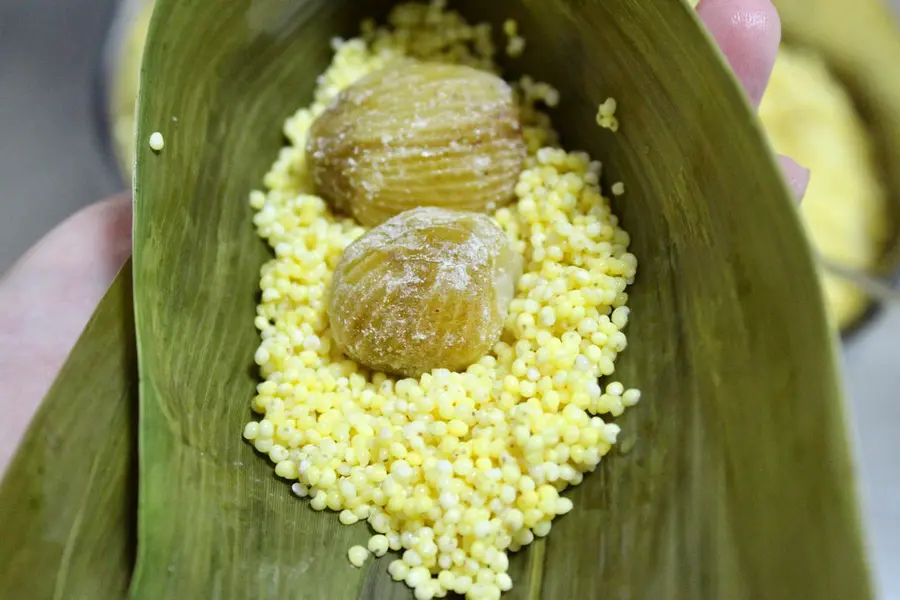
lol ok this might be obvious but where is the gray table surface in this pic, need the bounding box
[0,0,897,597]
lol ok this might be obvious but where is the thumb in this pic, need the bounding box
[0,193,132,475]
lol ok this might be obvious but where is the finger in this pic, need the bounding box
[0,194,132,475]
[778,154,811,201]
[697,0,781,107]
[697,1,806,202]
[1,194,132,283]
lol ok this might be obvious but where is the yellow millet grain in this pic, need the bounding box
[244,3,640,599]
[503,19,525,57]
[348,545,371,567]
[596,97,619,132]
[148,131,165,151]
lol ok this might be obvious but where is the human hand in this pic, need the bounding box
[0,0,807,476]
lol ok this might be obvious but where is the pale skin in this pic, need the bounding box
[0,0,810,476]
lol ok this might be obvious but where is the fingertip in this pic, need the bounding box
[778,155,810,202]
[697,0,782,107]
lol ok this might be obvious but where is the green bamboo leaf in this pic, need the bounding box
[0,263,136,600]
[131,1,873,599]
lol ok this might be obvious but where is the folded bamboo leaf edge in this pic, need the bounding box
[0,263,137,600]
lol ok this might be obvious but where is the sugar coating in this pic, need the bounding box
[244,2,641,599]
